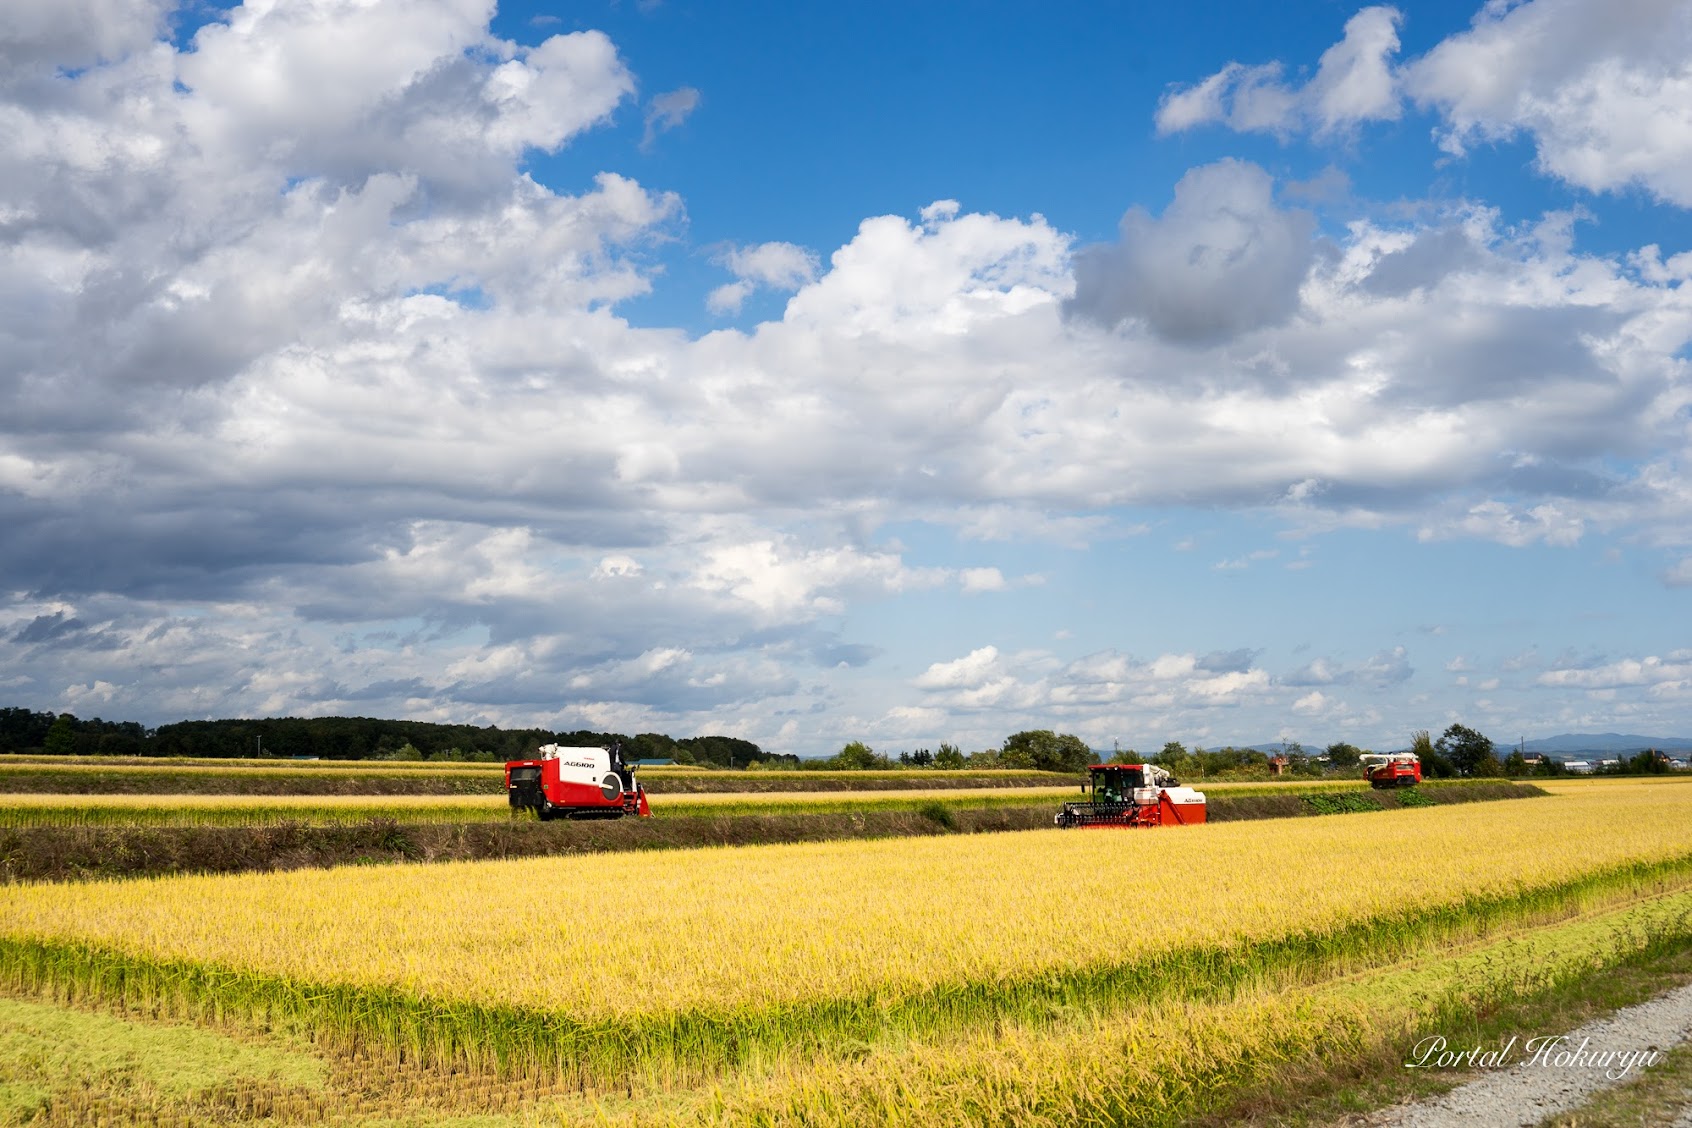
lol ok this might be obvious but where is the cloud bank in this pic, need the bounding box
[2,0,1690,754]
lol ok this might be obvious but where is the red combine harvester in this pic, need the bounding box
[1054,764,1206,828]
[505,743,651,821]
[1361,752,1422,789]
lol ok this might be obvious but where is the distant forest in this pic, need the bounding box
[0,707,784,768]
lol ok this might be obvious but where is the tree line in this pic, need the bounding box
[7,707,1674,779]
[0,707,782,769]
[806,730,1096,774]
[1147,723,1683,780]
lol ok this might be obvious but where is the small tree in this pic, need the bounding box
[1411,730,1456,778]
[1435,723,1499,777]
[1000,730,1095,773]
[1152,741,1193,775]
[43,714,77,757]
[933,743,965,769]
[1624,749,1669,775]
[832,741,882,770]
[1324,741,1361,769]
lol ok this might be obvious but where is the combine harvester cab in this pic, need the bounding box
[1360,753,1422,789]
[505,743,651,821]
[1054,764,1206,828]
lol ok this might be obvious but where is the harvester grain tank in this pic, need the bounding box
[505,743,651,820]
[1054,763,1206,828]
[1360,752,1422,789]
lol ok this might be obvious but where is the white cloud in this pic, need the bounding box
[1406,0,1692,206]
[958,567,1007,594]
[4,0,1692,754]
[1286,648,1413,688]
[1307,6,1404,131]
[913,646,1002,691]
[1292,690,1329,715]
[707,241,820,315]
[1156,7,1403,138]
[688,538,945,618]
[1160,0,1692,206]
[1418,501,1586,547]
[591,554,643,579]
[1537,652,1692,690]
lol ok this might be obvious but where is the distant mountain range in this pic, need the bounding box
[1519,733,1692,756]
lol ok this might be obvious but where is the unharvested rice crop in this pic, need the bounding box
[0,786,1687,1019]
[699,884,1692,1128]
[0,787,1080,827]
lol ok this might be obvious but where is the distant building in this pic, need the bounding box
[1565,760,1594,774]
[632,758,676,767]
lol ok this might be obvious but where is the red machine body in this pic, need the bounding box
[1361,753,1422,789]
[505,744,651,821]
[1054,764,1207,829]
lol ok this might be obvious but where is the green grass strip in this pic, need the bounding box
[0,802,514,829]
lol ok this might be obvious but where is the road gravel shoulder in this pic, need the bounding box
[1358,982,1692,1127]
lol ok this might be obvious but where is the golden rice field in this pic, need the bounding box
[2,776,1690,1126]
[6,782,1686,1022]
[0,776,1394,827]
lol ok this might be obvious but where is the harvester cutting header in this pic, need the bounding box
[505,743,651,821]
[1055,764,1206,828]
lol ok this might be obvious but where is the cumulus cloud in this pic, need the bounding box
[4,0,1692,753]
[913,646,1002,690]
[706,241,820,315]
[1067,160,1316,344]
[0,0,172,70]
[1292,690,1330,715]
[1160,0,1692,207]
[1418,500,1587,547]
[1538,651,1692,691]
[1285,648,1413,688]
[1406,0,1692,205]
[1156,7,1403,138]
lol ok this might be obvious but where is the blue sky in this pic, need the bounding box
[2,0,1690,756]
